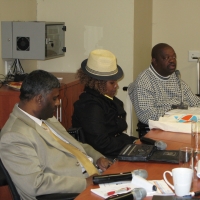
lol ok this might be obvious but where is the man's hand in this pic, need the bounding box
[96,157,113,172]
[86,158,112,186]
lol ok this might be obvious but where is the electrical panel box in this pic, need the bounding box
[1,21,66,60]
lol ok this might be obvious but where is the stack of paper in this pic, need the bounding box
[148,107,200,133]
[149,119,192,133]
[91,180,174,199]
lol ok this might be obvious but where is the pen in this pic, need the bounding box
[183,190,200,197]
[189,190,200,196]
[106,187,131,196]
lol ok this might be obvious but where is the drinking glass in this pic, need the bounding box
[179,147,193,169]
[191,121,200,168]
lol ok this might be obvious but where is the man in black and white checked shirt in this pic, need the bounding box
[128,43,200,127]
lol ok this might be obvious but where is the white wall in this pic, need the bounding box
[152,0,200,95]
[133,0,152,137]
[37,0,134,106]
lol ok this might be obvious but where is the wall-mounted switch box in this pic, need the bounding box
[188,50,200,62]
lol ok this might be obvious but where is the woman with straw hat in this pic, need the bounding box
[72,49,138,160]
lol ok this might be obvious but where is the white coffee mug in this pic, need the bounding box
[163,168,193,196]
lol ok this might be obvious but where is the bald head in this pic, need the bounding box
[151,43,173,59]
[151,43,177,77]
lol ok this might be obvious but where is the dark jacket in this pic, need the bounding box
[72,87,137,158]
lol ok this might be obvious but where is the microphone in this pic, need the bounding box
[140,137,167,150]
[171,70,188,110]
[93,169,148,185]
[105,188,147,200]
[132,169,148,179]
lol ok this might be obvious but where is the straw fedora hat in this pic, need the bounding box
[81,49,123,81]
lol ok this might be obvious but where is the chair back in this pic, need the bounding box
[0,163,7,186]
[67,127,86,143]
[123,86,134,136]
[0,159,20,200]
[136,121,150,138]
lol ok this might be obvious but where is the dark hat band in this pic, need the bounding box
[85,65,118,76]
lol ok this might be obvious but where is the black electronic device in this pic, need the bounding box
[93,169,148,185]
[93,172,132,185]
[140,137,156,145]
[140,137,167,150]
[118,144,179,163]
[118,144,156,162]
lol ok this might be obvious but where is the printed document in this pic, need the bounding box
[91,180,174,199]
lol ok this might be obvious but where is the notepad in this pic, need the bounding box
[91,180,174,198]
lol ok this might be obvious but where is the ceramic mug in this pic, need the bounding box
[163,167,193,196]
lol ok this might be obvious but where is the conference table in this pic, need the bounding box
[75,129,200,200]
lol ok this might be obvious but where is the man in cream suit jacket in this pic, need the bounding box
[0,70,112,200]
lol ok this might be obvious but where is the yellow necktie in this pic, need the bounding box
[41,122,100,176]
